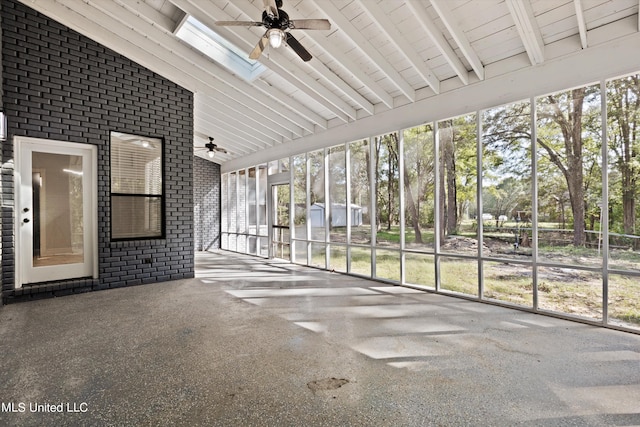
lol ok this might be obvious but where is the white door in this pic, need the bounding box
[15,137,97,287]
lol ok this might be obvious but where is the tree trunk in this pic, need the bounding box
[388,134,401,231]
[620,84,638,235]
[539,88,587,246]
[442,124,457,235]
[568,88,586,246]
[438,138,446,243]
[403,165,423,244]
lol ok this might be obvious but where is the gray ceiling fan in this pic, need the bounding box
[214,0,331,62]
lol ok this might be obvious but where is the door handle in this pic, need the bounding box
[23,218,30,223]
[23,208,29,213]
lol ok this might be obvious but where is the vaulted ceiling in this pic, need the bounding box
[21,0,640,171]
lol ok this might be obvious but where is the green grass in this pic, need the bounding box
[299,234,640,329]
[439,257,479,296]
[370,225,439,245]
[349,247,372,276]
[405,254,436,288]
[609,275,640,325]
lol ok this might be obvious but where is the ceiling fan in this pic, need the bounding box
[214,0,331,62]
[196,137,228,159]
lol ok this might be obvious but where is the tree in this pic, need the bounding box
[439,121,457,239]
[437,115,477,241]
[482,102,533,230]
[385,134,399,230]
[349,140,372,244]
[483,177,529,221]
[374,133,399,233]
[537,86,601,246]
[350,140,370,215]
[403,125,435,244]
[608,75,640,236]
[308,150,324,206]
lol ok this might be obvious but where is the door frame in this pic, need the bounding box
[267,172,289,259]
[14,136,98,288]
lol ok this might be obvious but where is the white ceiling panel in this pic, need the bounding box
[16,0,640,169]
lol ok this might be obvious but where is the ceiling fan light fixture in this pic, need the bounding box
[267,29,285,49]
[207,149,215,158]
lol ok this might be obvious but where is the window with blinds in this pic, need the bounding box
[110,131,164,239]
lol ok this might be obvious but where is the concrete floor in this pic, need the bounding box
[1,251,639,426]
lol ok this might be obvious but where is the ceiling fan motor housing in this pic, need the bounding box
[262,8,290,30]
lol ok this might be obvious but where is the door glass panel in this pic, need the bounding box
[272,184,290,260]
[32,152,84,267]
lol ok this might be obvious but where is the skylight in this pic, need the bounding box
[176,16,266,82]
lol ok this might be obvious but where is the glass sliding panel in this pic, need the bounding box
[437,114,478,255]
[309,150,325,241]
[375,133,400,248]
[482,101,533,259]
[440,256,478,297]
[329,145,347,243]
[607,74,640,272]
[483,261,533,307]
[608,273,640,330]
[375,249,400,282]
[349,139,372,246]
[31,152,84,266]
[405,253,435,289]
[403,125,435,251]
[537,266,602,321]
[536,84,603,266]
[329,244,347,273]
[350,246,371,277]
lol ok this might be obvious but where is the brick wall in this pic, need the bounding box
[1,0,194,301]
[193,156,221,251]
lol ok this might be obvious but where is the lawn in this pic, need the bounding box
[304,237,640,329]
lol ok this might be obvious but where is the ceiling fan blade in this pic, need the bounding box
[285,32,312,62]
[289,19,331,30]
[215,21,263,27]
[249,32,269,60]
[263,0,279,19]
